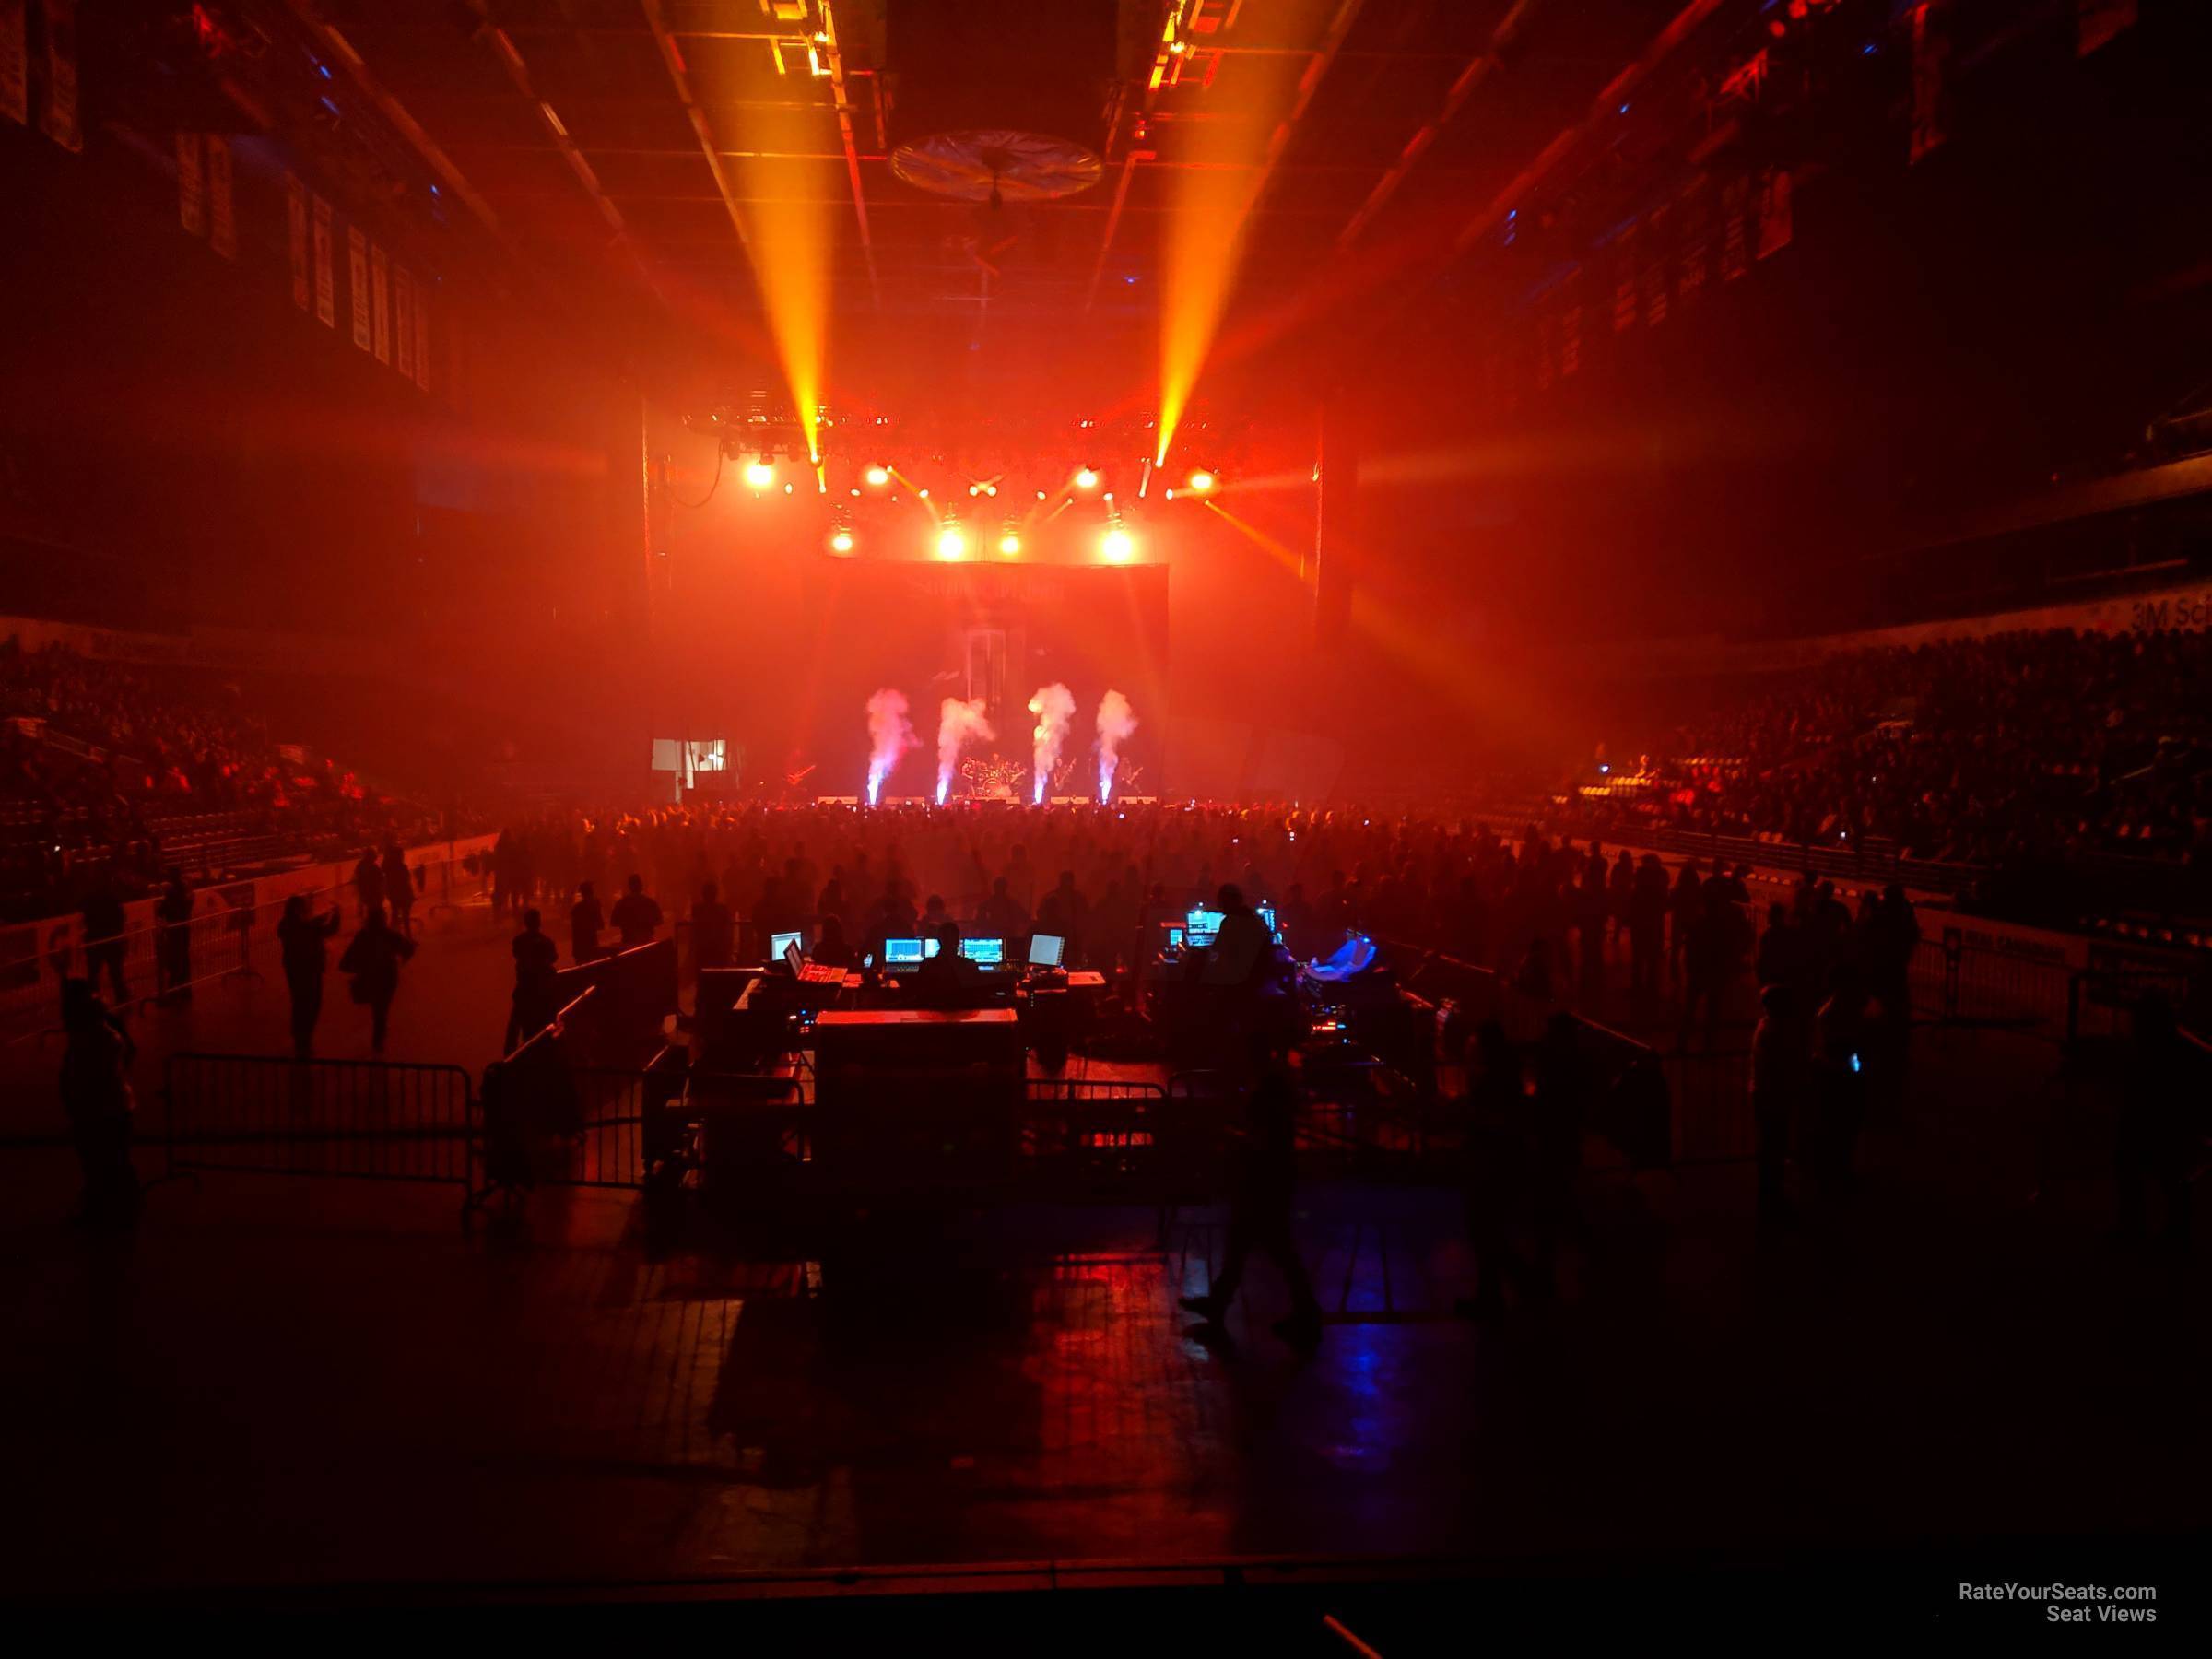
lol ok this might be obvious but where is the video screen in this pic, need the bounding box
[959,937,1005,965]
[882,937,924,965]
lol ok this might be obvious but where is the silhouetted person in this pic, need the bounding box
[352,847,383,919]
[2114,998,2194,1246]
[974,876,1028,940]
[570,880,604,963]
[505,907,560,1053]
[79,879,128,1005]
[1628,853,1668,994]
[610,873,662,949]
[1750,982,1809,1228]
[276,893,342,1059]
[1035,871,1090,962]
[156,866,193,1003]
[1201,883,1271,987]
[1180,1063,1324,1348]
[382,842,413,935]
[690,881,734,974]
[811,913,855,970]
[864,877,918,954]
[1668,858,1702,986]
[339,902,415,1054]
[59,978,138,1230]
[911,921,980,1007]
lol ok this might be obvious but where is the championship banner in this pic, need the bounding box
[40,0,78,153]
[177,132,206,236]
[1909,2,1945,164]
[1612,228,1637,335]
[288,175,309,309]
[371,243,390,362]
[1755,166,1792,259]
[1720,175,1748,281]
[1,0,26,127]
[394,265,415,380]
[412,291,429,392]
[207,135,234,259]
[347,226,371,350]
[312,194,335,326]
[2077,0,2136,56]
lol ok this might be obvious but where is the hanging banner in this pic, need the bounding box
[371,243,390,362]
[412,290,429,392]
[2077,0,2136,56]
[347,227,371,350]
[287,175,310,309]
[1612,228,1638,335]
[176,133,206,236]
[39,0,78,153]
[1720,175,1749,281]
[1755,166,1792,259]
[394,266,415,381]
[1,0,27,128]
[1909,3,1946,164]
[1641,210,1669,329]
[312,194,335,326]
[1559,279,1582,380]
[207,135,234,259]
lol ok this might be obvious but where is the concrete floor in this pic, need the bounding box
[0,897,2204,1600]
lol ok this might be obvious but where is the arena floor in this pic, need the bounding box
[0,893,2203,1599]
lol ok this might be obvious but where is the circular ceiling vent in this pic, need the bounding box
[890,128,1104,204]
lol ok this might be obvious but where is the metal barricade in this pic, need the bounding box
[162,1052,476,1184]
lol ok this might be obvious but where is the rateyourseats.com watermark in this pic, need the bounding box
[1960,1583,2159,1624]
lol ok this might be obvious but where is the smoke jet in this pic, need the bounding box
[1095,689,1138,804]
[935,697,995,805]
[1027,683,1076,805]
[864,688,914,806]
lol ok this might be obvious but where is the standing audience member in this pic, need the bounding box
[504,908,560,1053]
[338,903,416,1054]
[58,978,139,1230]
[1179,1061,1324,1349]
[570,880,605,963]
[609,874,663,949]
[276,894,342,1060]
[156,866,194,1003]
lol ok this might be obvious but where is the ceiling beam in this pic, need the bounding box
[819,1,880,307]
[638,0,752,257]
[1335,0,1536,249]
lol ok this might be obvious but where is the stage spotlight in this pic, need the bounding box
[967,484,981,497]
[1186,469,1216,494]
[1036,489,1047,500]
[829,528,855,553]
[745,457,776,488]
[1100,526,1134,563]
[984,484,998,497]
[782,482,794,495]
[998,531,1022,556]
[1075,466,1100,490]
[935,524,968,560]
[918,488,930,499]
[865,465,890,487]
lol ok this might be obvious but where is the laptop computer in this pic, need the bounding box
[1028,933,1065,968]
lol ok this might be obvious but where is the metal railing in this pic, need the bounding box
[163,1053,476,1185]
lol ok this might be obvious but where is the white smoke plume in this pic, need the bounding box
[935,697,995,805]
[865,688,914,806]
[1095,689,1138,803]
[1027,683,1076,805]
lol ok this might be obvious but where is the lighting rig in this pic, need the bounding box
[675,399,1251,561]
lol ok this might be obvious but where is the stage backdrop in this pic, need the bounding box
[792,561,1170,800]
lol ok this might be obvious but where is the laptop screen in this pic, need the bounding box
[1184,908,1225,947]
[770,930,803,962]
[1028,933,1065,967]
[782,940,804,975]
[882,937,925,965]
[959,937,1005,965]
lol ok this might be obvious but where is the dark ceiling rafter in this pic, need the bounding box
[819,2,881,308]
[1335,0,1536,249]
[639,0,754,260]
[460,0,664,302]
